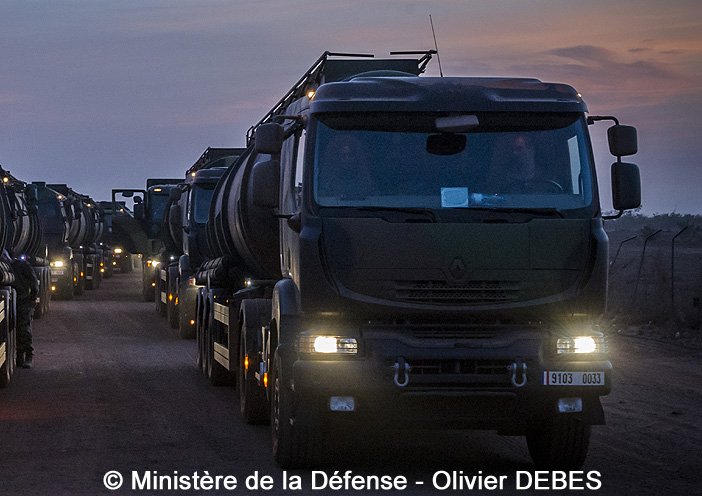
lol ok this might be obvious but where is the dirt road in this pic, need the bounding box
[0,272,699,495]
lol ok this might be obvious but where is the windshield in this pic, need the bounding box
[191,184,215,224]
[313,113,594,213]
[149,193,169,223]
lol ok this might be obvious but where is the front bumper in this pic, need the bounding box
[288,326,611,432]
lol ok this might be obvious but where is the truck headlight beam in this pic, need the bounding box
[556,336,606,354]
[298,335,358,354]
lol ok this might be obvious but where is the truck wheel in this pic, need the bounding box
[270,352,322,468]
[526,416,591,469]
[156,276,167,317]
[73,264,84,296]
[142,275,155,301]
[238,321,269,424]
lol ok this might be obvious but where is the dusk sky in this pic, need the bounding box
[1,0,701,214]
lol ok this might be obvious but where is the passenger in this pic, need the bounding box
[317,133,374,200]
[7,251,39,368]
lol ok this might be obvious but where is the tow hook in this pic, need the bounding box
[393,357,411,387]
[509,358,528,388]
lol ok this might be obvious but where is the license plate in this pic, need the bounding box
[543,371,604,386]
[51,269,65,276]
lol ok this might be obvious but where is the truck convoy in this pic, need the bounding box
[190,51,641,469]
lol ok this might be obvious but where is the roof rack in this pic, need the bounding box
[246,50,435,145]
[186,147,247,177]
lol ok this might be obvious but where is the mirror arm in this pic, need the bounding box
[602,210,624,220]
[587,115,620,126]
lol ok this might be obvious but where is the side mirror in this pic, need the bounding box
[611,161,641,211]
[252,160,280,208]
[25,184,38,203]
[254,123,284,155]
[169,203,183,228]
[608,125,637,157]
[169,188,182,201]
[133,203,145,220]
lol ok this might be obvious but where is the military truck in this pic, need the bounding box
[44,185,104,296]
[111,179,181,301]
[195,51,641,469]
[161,148,245,336]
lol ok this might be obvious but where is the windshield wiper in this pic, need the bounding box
[354,206,438,222]
[462,206,564,218]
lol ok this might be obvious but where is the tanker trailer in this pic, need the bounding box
[199,51,643,469]
[0,171,51,317]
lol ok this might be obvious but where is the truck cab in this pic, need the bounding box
[247,55,640,468]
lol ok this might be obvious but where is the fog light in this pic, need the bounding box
[329,396,355,412]
[558,397,583,413]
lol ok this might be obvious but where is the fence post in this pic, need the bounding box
[633,229,662,304]
[671,226,689,318]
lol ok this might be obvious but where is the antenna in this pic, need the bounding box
[429,15,443,77]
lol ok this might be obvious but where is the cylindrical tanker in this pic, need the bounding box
[205,148,280,285]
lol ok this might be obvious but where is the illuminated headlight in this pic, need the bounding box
[298,335,358,354]
[556,336,607,354]
[51,260,64,268]
[114,248,123,254]
[149,260,160,267]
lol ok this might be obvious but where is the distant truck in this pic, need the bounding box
[195,51,641,469]
[38,184,105,298]
[160,148,245,336]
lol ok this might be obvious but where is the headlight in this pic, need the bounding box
[556,335,607,354]
[114,248,123,254]
[298,335,358,355]
[51,260,64,268]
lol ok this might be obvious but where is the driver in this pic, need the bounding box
[486,134,559,194]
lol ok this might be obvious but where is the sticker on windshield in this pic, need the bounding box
[441,187,469,208]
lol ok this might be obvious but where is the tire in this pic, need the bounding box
[239,315,269,424]
[156,271,167,317]
[73,262,84,296]
[178,300,195,339]
[526,416,591,469]
[270,351,322,468]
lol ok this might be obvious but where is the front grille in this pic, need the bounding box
[407,358,512,388]
[395,280,519,305]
